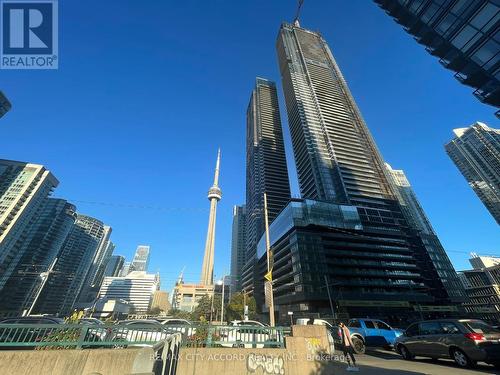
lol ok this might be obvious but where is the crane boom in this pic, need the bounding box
[293,0,304,24]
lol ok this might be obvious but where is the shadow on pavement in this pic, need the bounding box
[364,348,497,374]
[310,360,426,375]
[310,350,426,375]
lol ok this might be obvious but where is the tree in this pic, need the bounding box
[192,294,222,322]
[167,308,192,320]
[225,292,257,321]
[148,306,162,316]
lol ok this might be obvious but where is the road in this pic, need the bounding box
[315,349,499,375]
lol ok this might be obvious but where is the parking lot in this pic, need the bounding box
[325,349,499,375]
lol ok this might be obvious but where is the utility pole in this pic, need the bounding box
[264,192,275,327]
[220,275,226,324]
[26,257,58,316]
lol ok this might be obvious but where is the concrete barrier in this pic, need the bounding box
[0,347,156,375]
[176,325,340,375]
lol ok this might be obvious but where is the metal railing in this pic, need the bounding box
[165,324,285,348]
[0,323,286,349]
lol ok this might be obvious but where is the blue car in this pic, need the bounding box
[347,319,404,348]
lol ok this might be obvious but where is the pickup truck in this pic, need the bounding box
[347,319,403,351]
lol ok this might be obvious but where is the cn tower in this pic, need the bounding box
[200,149,222,286]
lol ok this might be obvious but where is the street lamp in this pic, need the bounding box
[217,276,226,324]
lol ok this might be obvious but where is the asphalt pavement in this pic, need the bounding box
[312,348,499,375]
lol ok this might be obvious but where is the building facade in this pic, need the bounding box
[32,214,107,316]
[77,227,114,306]
[230,205,247,293]
[131,245,150,272]
[97,271,160,314]
[0,199,76,317]
[104,255,125,277]
[0,91,11,118]
[0,160,59,294]
[265,21,461,322]
[375,0,500,116]
[445,122,500,224]
[151,290,171,313]
[242,78,291,295]
[385,163,466,302]
[459,254,500,322]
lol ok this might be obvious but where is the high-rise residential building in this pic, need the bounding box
[32,214,107,316]
[104,255,125,277]
[0,91,11,118]
[131,245,150,272]
[277,24,394,206]
[200,150,222,286]
[375,0,500,117]
[230,205,246,293]
[0,199,76,317]
[242,78,291,295]
[385,163,465,302]
[264,21,460,322]
[445,122,500,224]
[77,227,114,306]
[0,160,59,294]
[97,271,160,314]
[459,254,500,322]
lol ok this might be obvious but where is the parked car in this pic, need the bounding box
[110,319,173,346]
[77,317,108,341]
[230,320,268,327]
[347,318,403,349]
[220,320,277,348]
[161,318,196,337]
[395,319,500,368]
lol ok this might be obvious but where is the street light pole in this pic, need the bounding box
[220,276,226,324]
[26,257,58,316]
[264,192,275,327]
[324,275,336,324]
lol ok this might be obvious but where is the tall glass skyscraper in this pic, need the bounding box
[0,199,76,316]
[242,78,291,294]
[103,255,125,277]
[0,160,59,294]
[32,214,107,316]
[0,91,11,119]
[375,0,500,117]
[131,245,150,272]
[265,21,462,321]
[277,24,394,207]
[230,205,246,293]
[385,163,466,302]
[445,121,500,224]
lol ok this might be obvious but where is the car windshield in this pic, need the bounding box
[464,321,500,334]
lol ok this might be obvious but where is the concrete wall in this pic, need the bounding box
[177,325,339,375]
[0,347,155,375]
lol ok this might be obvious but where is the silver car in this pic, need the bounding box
[395,319,500,369]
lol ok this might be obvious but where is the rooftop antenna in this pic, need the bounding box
[293,0,304,27]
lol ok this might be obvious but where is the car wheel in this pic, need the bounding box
[351,337,365,354]
[398,345,414,360]
[451,348,473,368]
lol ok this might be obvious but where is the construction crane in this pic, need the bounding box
[293,0,305,25]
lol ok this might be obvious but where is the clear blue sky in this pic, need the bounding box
[1,1,498,291]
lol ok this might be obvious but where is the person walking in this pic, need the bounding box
[339,322,359,372]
